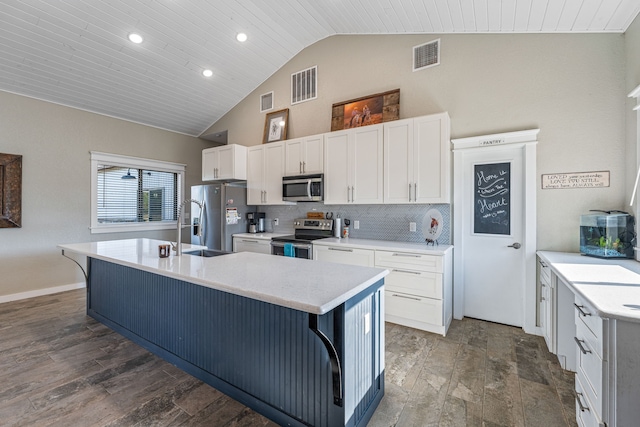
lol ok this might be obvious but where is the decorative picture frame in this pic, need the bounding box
[331,89,400,131]
[263,108,289,144]
[0,152,22,228]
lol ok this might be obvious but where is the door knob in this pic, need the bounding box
[508,242,521,249]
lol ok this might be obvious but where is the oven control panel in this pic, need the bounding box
[293,218,333,230]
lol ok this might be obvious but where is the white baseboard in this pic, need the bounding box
[0,282,86,304]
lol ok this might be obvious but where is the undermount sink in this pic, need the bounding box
[184,249,231,258]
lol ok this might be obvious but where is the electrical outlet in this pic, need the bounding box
[409,222,416,232]
[274,218,279,226]
[354,220,359,229]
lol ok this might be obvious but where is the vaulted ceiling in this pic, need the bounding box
[1,1,638,137]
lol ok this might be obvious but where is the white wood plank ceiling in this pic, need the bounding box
[1,0,638,137]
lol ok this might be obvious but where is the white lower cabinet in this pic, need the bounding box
[313,245,374,267]
[314,241,453,336]
[376,250,451,336]
[538,252,640,427]
[232,237,272,254]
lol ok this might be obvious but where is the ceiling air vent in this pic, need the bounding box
[291,65,317,105]
[413,39,440,72]
[260,91,274,112]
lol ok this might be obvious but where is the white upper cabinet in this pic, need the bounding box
[324,124,384,204]
[383,113,451,203]
[247,143,289,205]
[284,135,324,176]
[202,144,247,181]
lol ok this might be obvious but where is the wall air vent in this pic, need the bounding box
[260,91,274,112]
[413,39,440,72]
[291,65,317,105]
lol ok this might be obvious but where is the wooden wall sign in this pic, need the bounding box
[331,89,400,131]
[541,171,610,189]
[0,153,22,228]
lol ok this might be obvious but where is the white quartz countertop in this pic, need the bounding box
[59,238,388,315]
[538,251,640,322]
[232,233,290,240]
[314,237,453,255]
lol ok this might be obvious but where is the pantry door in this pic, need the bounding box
[453,130,538,330]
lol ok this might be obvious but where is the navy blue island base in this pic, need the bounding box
[87,257,385,426]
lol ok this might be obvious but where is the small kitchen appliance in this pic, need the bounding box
[580,210,635,259]
[246,212,265,233]
[271,218,333,259]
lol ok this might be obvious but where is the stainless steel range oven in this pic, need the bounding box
[271,218,333,259]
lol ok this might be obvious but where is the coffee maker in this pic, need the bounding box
[246,212,266,233]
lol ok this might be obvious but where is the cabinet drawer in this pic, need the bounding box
[574,295,603,349]
[375,250,442,273]
[385,291,443,326]
[314,245,375,267]
[575,318,605,419]
[538,258,551,283]
[385,269,442,299]
[575,374,604,427]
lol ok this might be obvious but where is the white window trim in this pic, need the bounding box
[90,151,186,234]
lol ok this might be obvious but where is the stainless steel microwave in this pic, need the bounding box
[282,174,324,202]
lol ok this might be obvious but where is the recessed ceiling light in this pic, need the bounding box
[202,69,213,77]
[128,33,143,44]
[236,32,248,42]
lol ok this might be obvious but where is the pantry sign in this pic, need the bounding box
[541,171,609,189]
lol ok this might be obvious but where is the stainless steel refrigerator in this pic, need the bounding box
[190,183,254,252]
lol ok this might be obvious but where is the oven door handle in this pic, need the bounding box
[271,241,313,250]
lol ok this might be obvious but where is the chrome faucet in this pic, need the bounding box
[173,199,204,256]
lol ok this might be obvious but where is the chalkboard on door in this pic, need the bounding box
[474,162,510,235]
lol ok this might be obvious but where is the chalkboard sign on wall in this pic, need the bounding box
[474,162,510,235]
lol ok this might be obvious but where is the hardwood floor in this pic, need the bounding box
[0,289,576,426]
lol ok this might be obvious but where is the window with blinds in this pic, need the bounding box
[90,152,185,234]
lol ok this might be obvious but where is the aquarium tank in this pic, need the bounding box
[580,211,635,259]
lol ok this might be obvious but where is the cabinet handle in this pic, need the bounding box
[541,283,546,287]
[575,392,590,412]
[350,186,354,203]
[574,303,591,317]
[303,161,306,173]
[241,240,259,243]
[347,186,350,203]
[392,253,421,258]
[300,161,303,174]
[574,337,592,355]
[328,247,353,252]
[392,294,422,301]
[392,269,421,275]
[539,260,548,268]
[540,297,546,301]
[409,183,412,202]
[414,183,417,201]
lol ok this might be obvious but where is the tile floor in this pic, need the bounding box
[0,289,576,426]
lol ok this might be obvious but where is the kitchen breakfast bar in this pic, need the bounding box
[59,238,388,427]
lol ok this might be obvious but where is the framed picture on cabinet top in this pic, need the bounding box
[263,108,289,144]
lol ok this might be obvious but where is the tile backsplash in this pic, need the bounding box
[260,203,451,245]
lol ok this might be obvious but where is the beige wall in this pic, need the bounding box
[0,91,209,297]
[626,15,640,234]
[205,33,627,252]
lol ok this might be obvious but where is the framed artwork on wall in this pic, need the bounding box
[0,152,22,228]
[331,89,400,131]
[263,108,289,144]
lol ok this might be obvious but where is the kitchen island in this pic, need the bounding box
[60,238,388,427]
